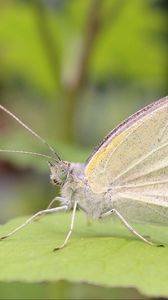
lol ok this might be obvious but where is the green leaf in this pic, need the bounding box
[0,212,168,298]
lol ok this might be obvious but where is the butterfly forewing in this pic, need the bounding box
[85,96,168,223]
[85,96,168,192]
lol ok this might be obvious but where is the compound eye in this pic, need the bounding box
[59,169,67,181]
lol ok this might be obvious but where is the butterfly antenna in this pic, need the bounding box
[0,149,58,162]
[0,105,61,161]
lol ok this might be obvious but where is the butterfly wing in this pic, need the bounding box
[85,96,168,222]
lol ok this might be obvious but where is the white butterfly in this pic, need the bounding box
[0,96,168,250]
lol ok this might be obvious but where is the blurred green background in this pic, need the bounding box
[0,0,167,299]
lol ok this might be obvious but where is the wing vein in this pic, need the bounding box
[111,141,168,184]
[112,178,168,189]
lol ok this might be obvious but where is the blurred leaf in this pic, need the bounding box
[0,4,57,94]
[0,0,166,95]
[91,0,165,88]
[0,212,168,298]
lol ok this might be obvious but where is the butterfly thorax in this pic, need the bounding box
[59,162,112,218]
[50,161,113,218]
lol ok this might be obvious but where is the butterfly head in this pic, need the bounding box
[49,160,70,186]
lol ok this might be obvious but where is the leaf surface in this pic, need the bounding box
[0,212,168,297]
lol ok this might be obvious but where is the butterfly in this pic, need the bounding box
[0,95,168,250]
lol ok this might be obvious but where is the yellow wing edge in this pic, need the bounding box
[86,127,132,177]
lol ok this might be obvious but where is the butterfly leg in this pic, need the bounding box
[0,205,68,241]
[53,201,78,251]
[100,208,163,247]
[34,197,67,223]
[47,196,67,209]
